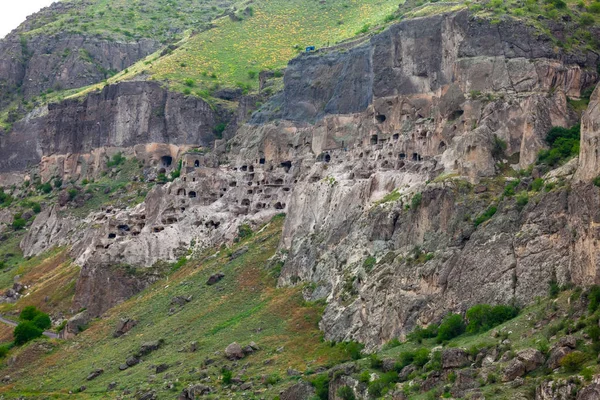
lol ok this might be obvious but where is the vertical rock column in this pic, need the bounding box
[575,83,600,181]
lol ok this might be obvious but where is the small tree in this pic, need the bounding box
[32,313,51,330]
[19,305,41,321]
[14,321,43,345]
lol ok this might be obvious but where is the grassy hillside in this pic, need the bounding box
[0,215,354,398]
[18,0,238,42]
[76,0,401,97]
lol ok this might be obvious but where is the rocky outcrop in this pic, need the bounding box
[575,82,600,181]
[0,32,158,104]
[0,81,220,176]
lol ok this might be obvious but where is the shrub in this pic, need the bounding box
[247,70,257,79]
[437,314,465,342]
[538,125,580,167]
[213,123,227,138]
[413,348,431,367]
[411,193,422,209]
[588,285,600,313]
[491,135,507,159]
[107,153,126,168]
[68,189,78,201]
[560,351,587,372]
[222,368,232,384]
[339,341,364,360]
[516,192,529,210]
[594,175,600,187]
[503,180,520,197]
[20,306,42,321]
[370,354,384,369]
[531,178,544,191]
[0,343,11,358]
[12,216,26,230]
[311,374,329,400]
[589,2,600,13]
[368,372,398,397]
[465,304,519,333]
[184,78,195,87]
[32,313,51,330]
[337,386,355,400]
[39,182,52,194]
[580,13,595,25]
[408,324,438,342]
[238,224,252,239]
[31,202,41,213]
[549,280,561,298]
[363,256,376,272]
[14,321,43,345]
[474,206,497,226]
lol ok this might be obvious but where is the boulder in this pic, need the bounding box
[382,358,397,372]
[86,368,104,381]
[156,364,168,373]
[398,364,416,381]
[206,273,225,286]
[113,318,138,338]
[502,359,526,382]
[224,342,244,360]
[577,382,600,400]
[126,356,140,367]
[454,368,479,391]
[547,346,573,370]
[516,348,544,372]
[536,379,579,400]
[61,311,90,339]
[139,340,164,356]
[171,296,192,307]
[442,348,470,369]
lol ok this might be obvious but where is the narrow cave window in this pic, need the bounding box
[439,141,447,151]
[189,191,197,198]
[194,160,200,167]
[375,114,386,123]
[108,233,116,239]
[280,160,292,172]
[259,158,265,164]
[324,154,331,163]
[370,135,378,145]
[393,133,399,140]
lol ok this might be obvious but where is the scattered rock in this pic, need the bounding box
[189,341,198,352]
[229,246,248,260]
[126,356,140,367]
[577,382,600,400]
[156,364,169,373]
[280,380,316,400]
[547,346,573,370]
[382,358,397,372]
[442,348,470,369]
[86,368,104,381]
[108,381,118,390]
[113,318,138,338]
[178,384,213,399]
[398,364,416,381]
[119,364,129,371]
[225,342,244,360]
[516,348,544,372]
[206,273,225,286]
[171,296,192,306]
[502,359,526,382]
[138,339,164,356]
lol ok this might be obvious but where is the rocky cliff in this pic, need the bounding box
[0,81,221,181]
[4,10,600,344]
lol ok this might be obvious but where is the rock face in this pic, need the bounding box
[0,81,219,176]
[7,10,600,343]
[575,83,600,181]
[280,380,316,400]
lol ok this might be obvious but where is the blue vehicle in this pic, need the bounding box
[305,46,316,53]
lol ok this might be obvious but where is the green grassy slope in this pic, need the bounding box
[18,0,237,42]
[0,216,352,398]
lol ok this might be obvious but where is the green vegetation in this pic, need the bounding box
[13,321,43,346]
[465,304,519,333]
[436,313,466,342]
[537,125,580,167]
[411,192,423,209]
[474,205,497,226]
[375,189,401,206]
[19,0,236,43]
[105,0,401,95]
[106,152,126,168]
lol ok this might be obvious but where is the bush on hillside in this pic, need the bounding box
[14,321,43,345]
[437,314,465,342]
[465,304,519,334]
[537,125,580,167]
